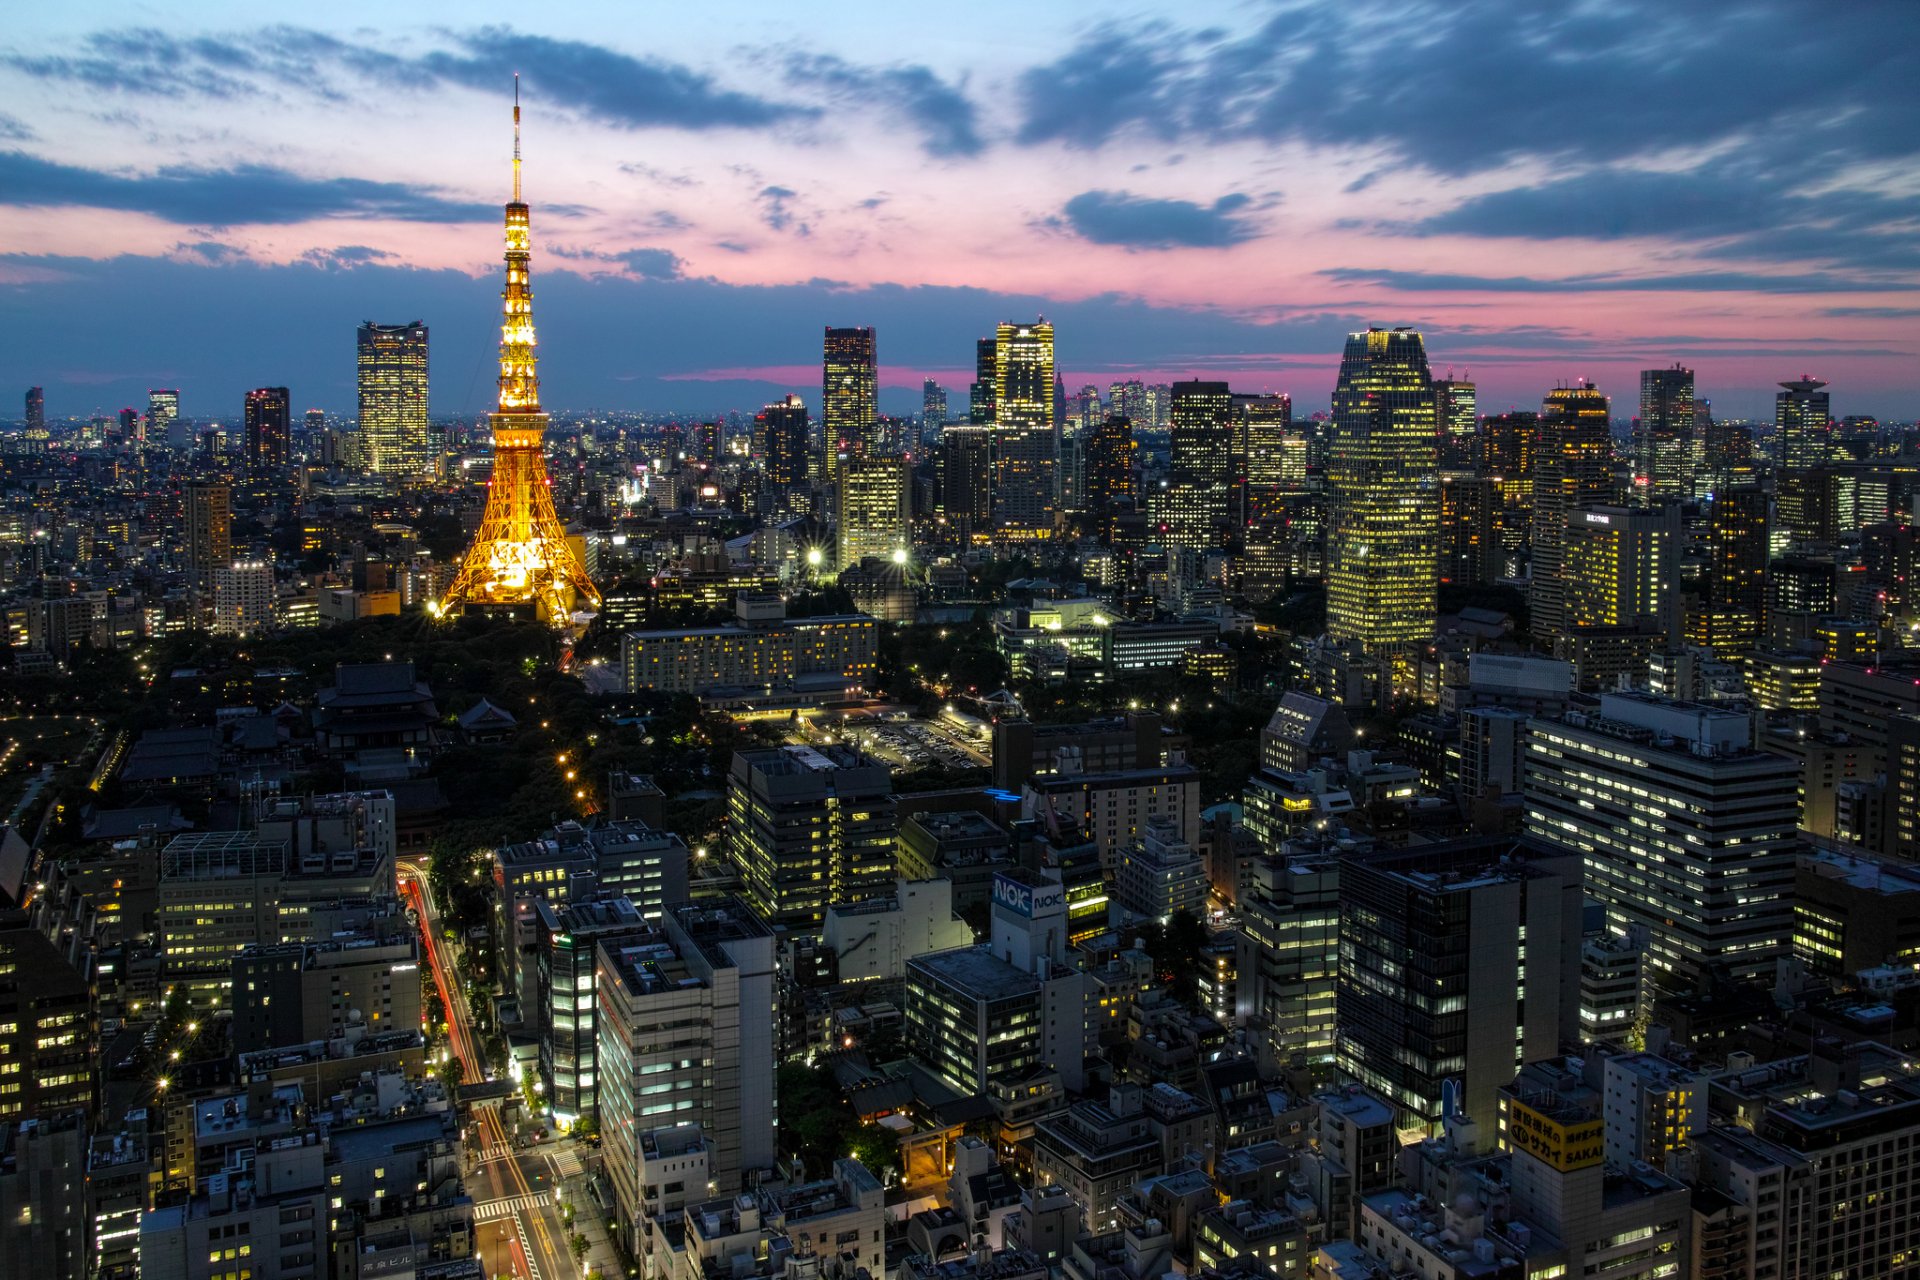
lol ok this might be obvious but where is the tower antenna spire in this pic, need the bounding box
[512,74,522,204]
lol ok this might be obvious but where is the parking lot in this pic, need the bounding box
[801,710,990,772]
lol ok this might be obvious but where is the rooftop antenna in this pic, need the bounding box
[513,74,522,204]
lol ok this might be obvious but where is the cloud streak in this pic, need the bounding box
[1056,190,1257,249]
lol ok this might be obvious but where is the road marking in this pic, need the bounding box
[475,1190,554,1221]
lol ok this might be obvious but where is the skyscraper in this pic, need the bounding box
[1159,380,1234,549]
[184,479,231,591]
[822,327,878,490]
[921,379,947,433]
[148,388,180,445]
[23,387,43,434]
[1776,376,1831,469]
[756,394,810,516]
[1562,503,1681,641]
[1524,693,1797,988]
[992,319,1058,542]
[1636,365,1695,500]
[442,79,600,623]
[939,425,993,545]
[356,321,429,477]
[1084,413,1136,517]
[1326,327,1439,651]
[1686,486,1769,656]
[1529,383,1613,640]
[1237,392,1293,522]
[837,455,909,570]
[969,337,996,425]
[1432,377,1477,470]
[244,386,290,474]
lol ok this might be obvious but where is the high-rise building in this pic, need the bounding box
[1432,377,1477,470]
[356,321,429,476]
[0,911,94,1124]
[243,385,290,474]
[921,378,947,432]
[1686,486,1769,656]
[1439,474,1500,586]
[183,478,231,591]
[442,83,600,623]
[992,319,1058,542]
[836,454,909,570]
[1326,327,1439,651]
[212,561,275,637]
[597,897,775,1202]
[755,394,809,516]
[1529,382,1613,639]
[1159,380,1234,549]
[23,386,43,434]
[726,745,895,935]
[1237,392,1294,521]
[1337,835,1582,1131]
[1084,413,1136,518]
[1636,365,1695,499]
[938,425,992,545]
[1524,693,1798,988]
[1482,410,1537,554]
[1776,375,1831,469]
[969,337,997,425]
[148,388,180,445]
[1236,852,1339,1079]
[822,326,878,496]
[1562,503,1681,640]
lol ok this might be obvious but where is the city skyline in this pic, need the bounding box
[3,2,1918,420]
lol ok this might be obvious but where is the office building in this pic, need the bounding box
[23,385,44,434]
[1236,392,1293,518]
[1161,380,1234,549]
[1687,485,1769,656]
[1432,377,1476,469]
[211,561,274,638]
[0,912,94,1124]
[182,479,231,592]
[1439,474,1500,586]
[1021,764,1201,868]
[1637,364,1695,499]
[923,377,948,431]
[0,1113,89,1280]
[992,320,1058,541]
[230,934,420,1055]
[823,326,878,499]
[1524,692,1798,988]
[621,595,877,700]
[1084,414,1136,517]
[1562,503,1680,640]
[940,425,994,545]
[1794,846,1920,982]
[1336,836,1582,1131]
[1112,816,1209,923]
[970,336,997,424]
[822,879,973,984]
[1776,375,1831,469]
[1326,327,1438,651]
[1579,932,1645,1045]
[1530,382,1613,639]
[533,895,651,1121]
[1235,853,1339,1079]
[355,320,429,477]
[597,897,775,1204]
[1482,410,1537,552]
[243,385,290,474]
[726,745,895,934]
[148,388,180,444]
[837,452,909,569]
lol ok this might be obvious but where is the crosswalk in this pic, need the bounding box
[473,1191,553,1223]
[549,1148,583,1179]
[471,1142,514,1165]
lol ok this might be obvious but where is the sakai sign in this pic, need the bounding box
[992,873,1064,918]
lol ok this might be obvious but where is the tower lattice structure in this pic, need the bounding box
[442,79,601,624]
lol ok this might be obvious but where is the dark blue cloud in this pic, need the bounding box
[1018,3,1920,178]
[1057,190,1256,249]
[0,149,495,225]
[1322,267,1918,295]
[617,248,684,280]
[785,55,983,158]
[756,186,808,236]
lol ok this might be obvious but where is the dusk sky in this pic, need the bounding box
[4,0,1918,423]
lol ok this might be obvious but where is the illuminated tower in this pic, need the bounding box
[442,81,600,625]
[1432,377,1477,470]
[939,425,993,545]
[148,389,180,445]
[1237,391,1292,522]
[969,338,996,425]
[23,387,43,435]
[1326,327,1439,650]
[1776,376,1831,470]
[1529,382,1613,640]
[1636,365,1695,500]
[244,386,290,474]
[991,319,1058,542]
[822,327,877,504]
[1159,380,1233,549]
[357,321,429,476]
[756,394,809,519]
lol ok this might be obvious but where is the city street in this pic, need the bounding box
[401,856,581,1280]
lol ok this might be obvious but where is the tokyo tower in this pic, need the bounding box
[441,78,601,624]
